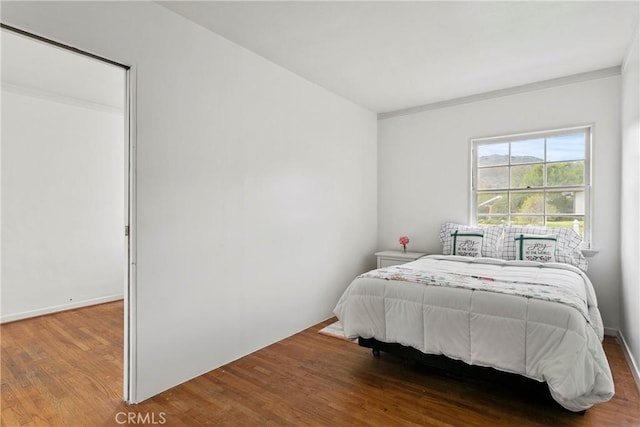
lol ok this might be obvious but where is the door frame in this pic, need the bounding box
[124,64,137,404]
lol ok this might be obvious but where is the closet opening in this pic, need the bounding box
[1,24,135,403]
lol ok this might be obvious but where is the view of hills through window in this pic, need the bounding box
[474,131,588,237]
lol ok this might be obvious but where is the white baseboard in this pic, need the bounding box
[1,294,124,324]
[604,327,618,337]
[618,329,640,394]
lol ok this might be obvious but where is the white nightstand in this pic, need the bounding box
[375,250,428,268]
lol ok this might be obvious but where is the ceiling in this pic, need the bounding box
[159,1,638,114]
[1,29,125,110]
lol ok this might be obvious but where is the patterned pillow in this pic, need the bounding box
[439,223,503,258]
[451,230,484,257]
[515,234,557,263]
[502,226,587,270]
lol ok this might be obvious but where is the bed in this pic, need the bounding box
[333,224,614,412]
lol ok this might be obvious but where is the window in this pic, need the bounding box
[471,126,591,246]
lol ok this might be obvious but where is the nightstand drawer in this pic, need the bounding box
[375,250,427,268]
[379,258,409,268]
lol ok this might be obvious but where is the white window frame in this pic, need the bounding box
[470,125,592,248]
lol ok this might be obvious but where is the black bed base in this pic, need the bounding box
[358,337,586,414]
[358,337,530,383]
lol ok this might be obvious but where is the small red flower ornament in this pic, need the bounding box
[399,236,410,252]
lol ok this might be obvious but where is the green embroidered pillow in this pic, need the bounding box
[451,230,484,257]
[515,234,557,263]
[439,223,503,258]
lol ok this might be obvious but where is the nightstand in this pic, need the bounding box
[375,250,428,268]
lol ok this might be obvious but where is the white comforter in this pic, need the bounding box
[333,255,614,411]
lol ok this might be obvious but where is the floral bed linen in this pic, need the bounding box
[334,255,614,411]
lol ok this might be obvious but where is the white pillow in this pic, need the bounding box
[502,225,587,270]
[439,223,503,258]
[515,234,557,263]
[451,230,484,257]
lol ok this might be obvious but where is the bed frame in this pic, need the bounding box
[358,337,586,414]
[358,336,531,381]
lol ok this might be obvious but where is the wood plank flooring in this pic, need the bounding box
[1,301,639,426]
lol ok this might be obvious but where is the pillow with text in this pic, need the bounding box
[451,230,484,257]
[501,225,587,270]
[515,234,558,263]
[439,222,503,258]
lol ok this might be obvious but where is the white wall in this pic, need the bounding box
[0,1,377,402]
[378,76,622,330]
[621,29,640,378]
[1,88,125,322]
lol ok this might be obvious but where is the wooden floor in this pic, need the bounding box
[2,301,639,426]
